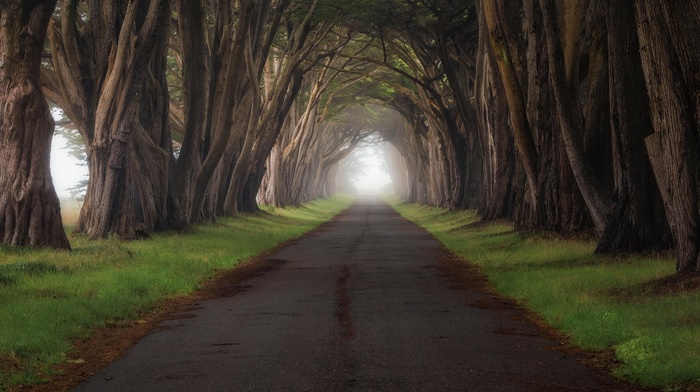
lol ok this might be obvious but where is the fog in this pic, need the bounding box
[353,152,392,195]
[49,107,397,201]
[51,132,394,200]
[50,133,88,199]
[337,140,393,196]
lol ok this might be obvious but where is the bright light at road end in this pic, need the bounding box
[353,156,392,195]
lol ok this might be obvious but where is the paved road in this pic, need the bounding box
[74,199,618,391]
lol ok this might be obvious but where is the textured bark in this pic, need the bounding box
[0,0,70,249]
[636,0,700,272]
[538,0,613,236]
[436,110,470,210]
[368,2,480,211]
[480,0,588,232]
[171,0,319,219]
[582,9,613,193]
[482,0,539,209]
[45,0,183,239]
[458,107,484,210]
[396,71,469,211]
[475,4,516,220]
[262,97,367,208]
[174,0,209,217]
[219,3,332,216]
[433,4,482,210]
[267,70,328,207]
[596,0,670,253]
[185,0,256,222]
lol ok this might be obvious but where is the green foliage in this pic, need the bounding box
[390,198,700,390]
[0,196,353,389]
[292,0,392,29]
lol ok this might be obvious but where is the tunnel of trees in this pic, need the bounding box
[1,0,699,275]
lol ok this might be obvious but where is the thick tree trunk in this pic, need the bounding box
[186,0,254,222]
[475,7,516,220]
[239,170,264,213]
[76,37,185,238]
[482,0,539,209]
[538,0,613,236]
[46,0,183,239]
[503,0,588,233]
[72,1,184,239]
[458,107,484,210]
[596,0,671,253]
[433,8,482,211]
[174,0,209,217]
[582,12,613,192]
[219,36,310,216]
[636,0,700,272]
[0,0,70,249]
[407,85,468,211]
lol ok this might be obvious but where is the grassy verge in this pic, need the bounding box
[0,195,353,389]
[389,198,700,390]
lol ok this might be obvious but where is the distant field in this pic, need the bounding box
[390,198,699,391]
[59,199,82,227]
[0,196,353,389]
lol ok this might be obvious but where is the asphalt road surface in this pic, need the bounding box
[74,198,621,392]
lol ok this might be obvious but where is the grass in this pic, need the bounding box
[389,198,700,390]
[0,195,353,390]
[59,199,82,227]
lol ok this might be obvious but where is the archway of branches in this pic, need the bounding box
[2,1,700,274]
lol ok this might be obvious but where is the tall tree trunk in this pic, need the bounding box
[433,7,482,211]
[596,0,671,252]
[482,0,539,209]
[174,0,209,217]
[185,0,255,222]
[485,0,588,232]
[636,0,700,272]
[75,1,182,239]
[475,5,516,220]
[538,0,613,236]
[0,0,70,249]
[220,5,330,216]
[457,107,483,210]
[45,0,183,239]
[78,35,185,238]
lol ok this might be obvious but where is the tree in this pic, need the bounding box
[260,46,376,207]
[636,0,700,272]
[386,97,432,204]
[217,0,338,216]
[538,0,613,237]
[596,0,669,252]
[43,0,184,239]
[171,0,334,219]
[172,0,260,222]
[482,0,539,213]
[483,0,588,233]
[474,3,516,220]
[0,0,70,249]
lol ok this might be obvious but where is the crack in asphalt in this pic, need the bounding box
[336,264,354,341]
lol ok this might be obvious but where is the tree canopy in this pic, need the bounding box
[1,0,699,274]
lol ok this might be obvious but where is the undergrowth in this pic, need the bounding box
[0,196,352,390]
[390,198,699,391]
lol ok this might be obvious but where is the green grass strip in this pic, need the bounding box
[0,195,353,389]
[389,198,700,390]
